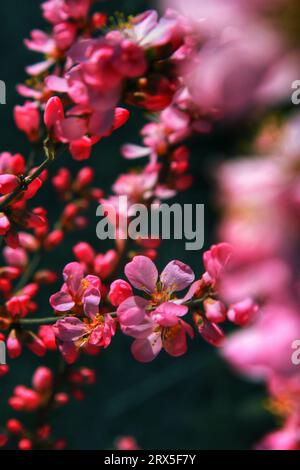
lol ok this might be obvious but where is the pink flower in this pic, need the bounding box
[3,247,28,268]
[44,97,129,160]
[45,30,145,144]
[44,96,88,144]
[51,262,117,362]
[14,102,40,142]
[121,10,182,51]
[227,298,259,326]
[53,313,116,363]
[53,22,77,50]
[42,0,91,25]
[50,262,101,318]
[222,303,300,380]
[116,256,195,362]
[24,30,56,75]
[202,243,232,288]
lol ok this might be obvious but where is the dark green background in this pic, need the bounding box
[0,0,274,449]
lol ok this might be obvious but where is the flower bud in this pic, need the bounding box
[0,434,8,447]
[109,280,133,307]
[18,438,32,450]
[7,330,22,359]
[73,242,95,265]
[76,167,94,187]
[54,392,69,406]
[32,367,53,392]
[26,333,46,357]
[44,230,64,250]
[204,299,227,323]
[0,174,19,194]
[6,419,23,435]
[227,298,259,326]
[38,325,57,350]
[14,102,40,142]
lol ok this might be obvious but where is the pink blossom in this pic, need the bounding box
[3,247,28,268]
[7,330,22,359]
[202,243,232,288]
[46,34,145,141]
[120,10,182,51]
[227,298,259,326]
[14,102,40,142]
[50,262,101,318]
[222,304,300,380]
[32,367,53,392]
[116,256,195,362]
[44,96,88,144]
[53,22,77,50]
[51,263,117,362]
[73,242,95,265]
[257,419,300,450]
[203,299,226,324]
[53,314,116,363]
[42,0,91,25]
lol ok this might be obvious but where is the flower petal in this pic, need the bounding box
[121,318,154,339]
[83,287,101,319]
[59,341,79,364]
[117,296,148,326]
[53,317,87,342]
[152,302,188,327]
[196,316,225,347]
[163,325,188,357]
[125,256,158,292]
[131,332,162,362]
[160,260,195,292]
[50,291,75,312]
[63,262,84,297]
[176,280,202,304]
[121,144,151,159]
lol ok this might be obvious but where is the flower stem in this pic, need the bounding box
[0,140,61,211]
[17,316,62,326]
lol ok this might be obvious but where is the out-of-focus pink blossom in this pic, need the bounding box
[222,304,300,380]
[14,102,40,142]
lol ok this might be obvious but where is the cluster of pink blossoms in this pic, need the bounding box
[48,245,258,364]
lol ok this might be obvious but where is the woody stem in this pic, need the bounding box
[0,140,59,211]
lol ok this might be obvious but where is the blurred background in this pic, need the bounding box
[1,0,292,449]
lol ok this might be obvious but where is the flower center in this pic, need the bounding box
[162,324,181,342]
